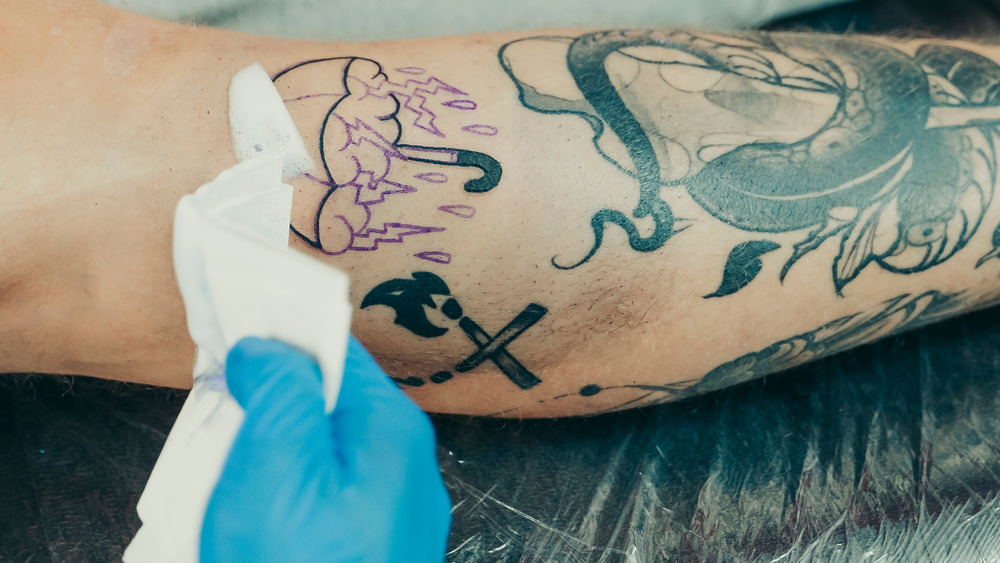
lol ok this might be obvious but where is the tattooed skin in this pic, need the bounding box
[272,58,501,260]
[505,289,1000,416]
[500,31,1000,294]
[304,34,1000,413]
[683,289,1000,398]
[360,272,548,389]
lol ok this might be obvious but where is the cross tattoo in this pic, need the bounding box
[453,304,547,389]
[361,272,548,389]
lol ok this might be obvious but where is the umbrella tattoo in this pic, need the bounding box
[273,58,502,256]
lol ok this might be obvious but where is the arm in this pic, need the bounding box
[3,0,999,416]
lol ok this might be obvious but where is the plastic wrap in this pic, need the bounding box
[434,310,1000,561]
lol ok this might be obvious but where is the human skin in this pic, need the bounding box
[3,0,1000,416]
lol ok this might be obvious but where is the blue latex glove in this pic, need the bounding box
[201,336,451,563]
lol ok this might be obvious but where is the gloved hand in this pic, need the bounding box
[200,336,451,562]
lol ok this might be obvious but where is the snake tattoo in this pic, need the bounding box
[500,31,1000,295]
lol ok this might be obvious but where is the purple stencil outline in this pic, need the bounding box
[438,205,476,219]
[462,124,499,136]
[415,172,449,183]
[443,99,478,110]
[277,57,498,259]
[398,145,459,164]
[305,114,447,255]
[414,251,453,264]
[359,74,467,138]
[304,172,334,187]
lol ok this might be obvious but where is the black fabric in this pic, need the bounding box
[0,380,185,562]
[8,306,1000,561]
[768,0,1000,37]
[437,305,1000,560]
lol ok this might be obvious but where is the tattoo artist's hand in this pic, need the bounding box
[200,336,451,562]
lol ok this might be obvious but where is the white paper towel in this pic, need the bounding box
[229,63,314,182]
[123,154,352,562]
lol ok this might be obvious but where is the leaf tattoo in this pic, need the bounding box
[704,240,782,299]
[976,221,1000,268]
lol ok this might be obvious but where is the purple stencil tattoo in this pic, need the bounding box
[438,205,476,219]
[359,72,466,138]
[462,124,499,136]
[415,172,449,183]
[443,99,478,110]
[274,57,502,259]
[282,93,341,103]
[414,251,453,264]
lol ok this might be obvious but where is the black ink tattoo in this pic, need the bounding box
[977,220,1000,268]
[398,144,502,194]
[704,240,781,298]
[360,272,451,338]
[518,289,999,416]
[683,290,992,397]
[392,376,426,388]
[454,304,547,389]
[361,271,548,389]
[501,32,1000,294]
[272,58,502,257]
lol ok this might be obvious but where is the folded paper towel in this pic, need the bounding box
[123,154,352,562]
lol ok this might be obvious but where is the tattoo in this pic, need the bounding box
[273,58,502,258]
[704,240,781,298]
[511,289,999,416]
[501,31,1000,294]
[683,290,996,397]
[453,304,547,389]
[360,271,451,337]
[361,272,548,389]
